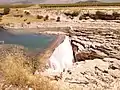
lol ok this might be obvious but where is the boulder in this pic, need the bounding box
[75,51,99,61]
[48,36,74,72]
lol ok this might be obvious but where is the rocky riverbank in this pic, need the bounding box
[2,19,120,35]
[1,18,120,89]
[1,19,120,89]
[57,24,120,90]
[1,6,120,89]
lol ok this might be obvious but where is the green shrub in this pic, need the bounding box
[56,17,60,22]
[64,11,79,17]
[36,15,43,19]
[27,22,31,24]
[71,11,79,17]
[79,16,82,20]
[16,9,18,11]
[24,11,30,15]
[112,12,120,17]
[96,11,106,16]
[95,11,106,19]
[44,15,49,21]
[89,14,98,20]
[3,7,10,15]
[24,19,27,21]
[64,12,71,16]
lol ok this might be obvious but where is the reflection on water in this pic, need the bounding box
[0,30,56,51]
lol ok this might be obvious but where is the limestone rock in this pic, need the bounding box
[103,58,118,62]
[49,36,74,72]
[109,69,120,78]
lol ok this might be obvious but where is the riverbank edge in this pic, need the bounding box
[0,26,68,64]
[2,26,69,35]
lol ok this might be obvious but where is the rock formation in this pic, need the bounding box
[48,36,74,72]
[59,27,120,90]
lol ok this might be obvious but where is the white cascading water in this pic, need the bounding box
[48,36,74,72]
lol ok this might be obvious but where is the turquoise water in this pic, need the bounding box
[0,30,56,51]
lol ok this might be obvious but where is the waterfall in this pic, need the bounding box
[48,36,74,72]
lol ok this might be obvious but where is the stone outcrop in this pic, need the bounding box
[79,11,120,20]
[59,26,120,90]
[48,36,74,72]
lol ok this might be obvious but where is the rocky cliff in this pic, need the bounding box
[58,27,120,90]
[48,36,74,72]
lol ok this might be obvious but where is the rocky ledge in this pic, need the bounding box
[59,27,120,90]
[1,21,120,89]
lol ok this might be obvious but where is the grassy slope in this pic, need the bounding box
[0,44,58,90]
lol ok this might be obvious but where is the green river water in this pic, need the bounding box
[0,30,56,52]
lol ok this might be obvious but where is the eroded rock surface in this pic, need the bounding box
[60,27,120,90]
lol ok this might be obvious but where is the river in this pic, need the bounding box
[0,29,56,52]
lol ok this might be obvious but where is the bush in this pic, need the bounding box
[95,11,116,20]
[64,12,71,16]
[0,15,2,22]
[112,12,118,16]
[3,7,10,15]
[27,22,31,24]
[79,16,83,20]
[24,19,27,21]
[36,15,43,19]
[71,11,79,17]
[44,15,49,21]
[95,11,107,20]
[24,11,30,15]
[79,16,87,20]
[56,17,60,22]
[89,14,98,20]
[0,45,58,90]
[112,12,120,20]
[64,11,79,17]
[96,11,106,16]
[16,9,18,11]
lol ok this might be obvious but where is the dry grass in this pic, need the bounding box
[0,15,43,24]
[0,8,44,24]
[37,49,53,70]
[0,45,58,90]
[1,6,120,25]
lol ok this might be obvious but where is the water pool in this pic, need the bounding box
[0,30,56,52]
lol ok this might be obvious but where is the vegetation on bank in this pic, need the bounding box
[3,7,10,15]
[0,45,57,90]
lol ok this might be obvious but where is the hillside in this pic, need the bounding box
[76,0,102,4]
